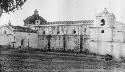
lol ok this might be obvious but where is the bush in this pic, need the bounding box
[104,54,113,61]
[83,48,89,54]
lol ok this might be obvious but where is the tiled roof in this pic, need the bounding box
[11,25,37,33]
[47,20,94,25]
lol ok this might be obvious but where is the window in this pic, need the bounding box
[57,31,60,34]
[101,19,105,26]
[35,20,40,25]
[84,28,87,32]
[4,30,6,34]
[73,29,76,34]
[101,30,104,33]
[21,39,24,45]
[43,31,45,34]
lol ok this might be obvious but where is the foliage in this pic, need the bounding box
[0,0,27,12]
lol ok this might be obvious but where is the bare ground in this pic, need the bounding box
[0,48,125,72]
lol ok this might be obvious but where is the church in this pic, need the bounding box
[0,8,125,58]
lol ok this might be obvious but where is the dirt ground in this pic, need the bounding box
[0,49,125,72]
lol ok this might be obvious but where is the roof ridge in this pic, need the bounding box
[47,20,94,24]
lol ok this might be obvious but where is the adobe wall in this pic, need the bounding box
[13,32,38,48]
[37,35,88,52]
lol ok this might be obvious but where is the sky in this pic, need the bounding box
[0,0,125,26]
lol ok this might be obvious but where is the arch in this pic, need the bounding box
[4,30,6,34]
[57,31,60,34]
[101,30,104,33]
[43,31,45,34]
[73,29,76,34]
[101,19,105,26]
[21,39,24,46]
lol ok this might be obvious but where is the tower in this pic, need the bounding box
[95,8,116,42]
[88,8,117,56]
[95,8,115,27]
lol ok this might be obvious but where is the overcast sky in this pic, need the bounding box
[0,0,125,26]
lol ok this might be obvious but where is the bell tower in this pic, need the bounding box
[95,8,116,28]
[95,8,116,42]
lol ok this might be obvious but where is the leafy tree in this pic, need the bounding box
[0,0,27,16]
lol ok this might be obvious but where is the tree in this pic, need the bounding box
[0,0,27,16]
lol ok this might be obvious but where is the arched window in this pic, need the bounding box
[4,30,6,34]
[73,29,76,34]
[101,30,104,33]
[35,20,40,25]
[43,31,45,34]
[101,19,105,26]
[57,31,60,34]
[21,39,24,45]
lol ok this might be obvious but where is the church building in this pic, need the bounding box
[23,8,125,58]
[0,8,125,58]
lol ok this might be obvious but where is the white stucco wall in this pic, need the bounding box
[88,41,125,58]
[0,34,12,45]
[14,32,38,48]
[90,27,112,41]
[0,25,14,46]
